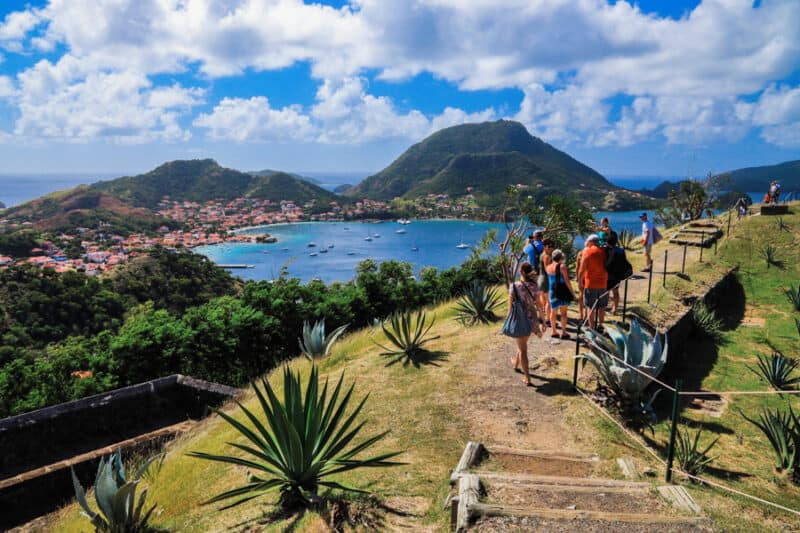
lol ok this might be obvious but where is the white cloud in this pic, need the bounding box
[14,62,203,143]
[0,0,797,147]
[194,96,315,142]
[0,76,15,99]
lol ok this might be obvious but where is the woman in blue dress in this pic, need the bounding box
[545,249,576,339]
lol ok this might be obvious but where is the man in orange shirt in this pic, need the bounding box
[578,234,608,329]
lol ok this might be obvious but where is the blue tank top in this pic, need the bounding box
[547,271,558,298]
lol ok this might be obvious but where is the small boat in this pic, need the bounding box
[307,242,317,247]
[347,251,356,256]
[328,244,334,248]
[456,242,469,249]
[373,233,381,238]
[411,242,419,251]
[343,227,350,231]
[396,229,407,234]
[319,248,328,253]
[309,252,318,257]
[281,247,289,251]
[263,251,270,254]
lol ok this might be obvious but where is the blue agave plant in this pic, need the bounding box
[577,318,668,401]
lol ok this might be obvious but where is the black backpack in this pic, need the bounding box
[606,247,633,280]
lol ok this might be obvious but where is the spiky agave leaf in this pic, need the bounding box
[676,427,719,477]
[188,366,403,510]
[374,311,440,360]
[299,319,349,359]
[453,281,503,326]
[786,285,800,312]
[749,352,800,391]
[739,407,800,475]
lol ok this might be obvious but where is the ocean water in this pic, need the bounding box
[195,211,652,283]
[0,174,116,207]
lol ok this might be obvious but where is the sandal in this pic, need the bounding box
[560,332,571,339]
[550,333,560,338]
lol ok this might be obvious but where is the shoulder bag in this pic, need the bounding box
[502,283,532,338]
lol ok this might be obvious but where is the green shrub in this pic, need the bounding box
[453,281,503,326]
[71,450,162,532]
[761,244,783,269]
[188,366,401,510]
[749,351,800,391]
[675,427,719,478]
[298,319,348,359]
[376,311,440,363]
[691,302,724,343]
[618,229,635,250]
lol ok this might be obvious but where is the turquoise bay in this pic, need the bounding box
[196,211,650,283]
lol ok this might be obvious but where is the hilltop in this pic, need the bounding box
[248,168,323,185]
[92,159,337,208]
[723,159,800,192]
[347,120,652,210]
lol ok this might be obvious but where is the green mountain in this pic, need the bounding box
[723,160,800,192]
[92,159,337,207]
[347,120,616,206]
[248,168,322,186]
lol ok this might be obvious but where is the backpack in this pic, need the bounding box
[652,226,663,245]
[607,248,633,281]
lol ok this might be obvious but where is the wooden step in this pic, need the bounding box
[488,446,599,463]
[468,502,708,524]
[658,485,702,514]
[471,471,651,489]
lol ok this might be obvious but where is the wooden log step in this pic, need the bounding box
[485,480,648,494]
[468,502,708,524]
[488,446,599,463]
[457,474,481,532]
[617,457,639,479]
[657,485,702,514]
[450,441,485,484]
[471,471,651,488]
[0,421,193,490]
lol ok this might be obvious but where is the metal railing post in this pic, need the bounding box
[647,263,654,303]
[727,210,732,235]
[665,379,683,482]
[572,322,581,388]
[699,231,705,262]
[622,279,629,325]
[681,244,687,274]
[662,249,668,288]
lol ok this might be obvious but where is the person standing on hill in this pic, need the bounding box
[605,232,628,314]
[546,249,575,339]
[537,238,553,324]
[508,262,544,386]
[578,234,608,328]
[523,230,545,268]
[640,212,654,272]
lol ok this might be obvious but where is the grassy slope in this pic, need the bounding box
[50,303,492,532]
[609,207,800,531]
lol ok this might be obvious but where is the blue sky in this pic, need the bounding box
[0,0,798,179]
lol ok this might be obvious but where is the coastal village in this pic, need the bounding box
[0,192,484,274]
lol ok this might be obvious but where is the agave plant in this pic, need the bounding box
[740,406,800,480]
[691,302,724,343]
[188,366,402,510]
[453,281,503,326]
[298,319,348,359]
[71,450,161,533]
[618,229,635,250]
[375,310,440,361]
[577,318,668,402]
[762,244,783,269]
[675,427,719,477]
[795,318,800,340]
[749,351,800,391]
[785,285,800,312]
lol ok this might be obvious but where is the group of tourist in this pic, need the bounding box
[765,180,782,205]
[505,216,643,386]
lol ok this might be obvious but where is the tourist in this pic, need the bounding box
[508,262,544,386]
[640,212,654,271]
[578,234,608,329]
[546,249,575,339]
[605,232,627,314]
[523,230,545,271]
[537,238,554,323]
[575,247,586,321]
[597,217,612,244]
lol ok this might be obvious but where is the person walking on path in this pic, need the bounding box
[537,239,554,325]
[575,247,586,321]
[523,230,545,268]
[508,262,544,386]
[578,234,608,329]
[605,232,628,314]
[640,212,654,272]
[546,249,576,339]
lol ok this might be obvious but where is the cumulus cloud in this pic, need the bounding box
[14,60,204,142]
[194,96,315,142]
[0,0,797,147]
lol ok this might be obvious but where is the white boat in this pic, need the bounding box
[343,227,350,231]
[411,242,419,251]
[307,242,317,247]
[365,236,373,242]
[347,251,356,255]
[456,242,469,249]
[328,244,334,248]
[398,219,411,225]
[319,248,328,253]
[281,247,289,251]
[373,233,381,238]
[309,252,318,257]
[396,229,407,234]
